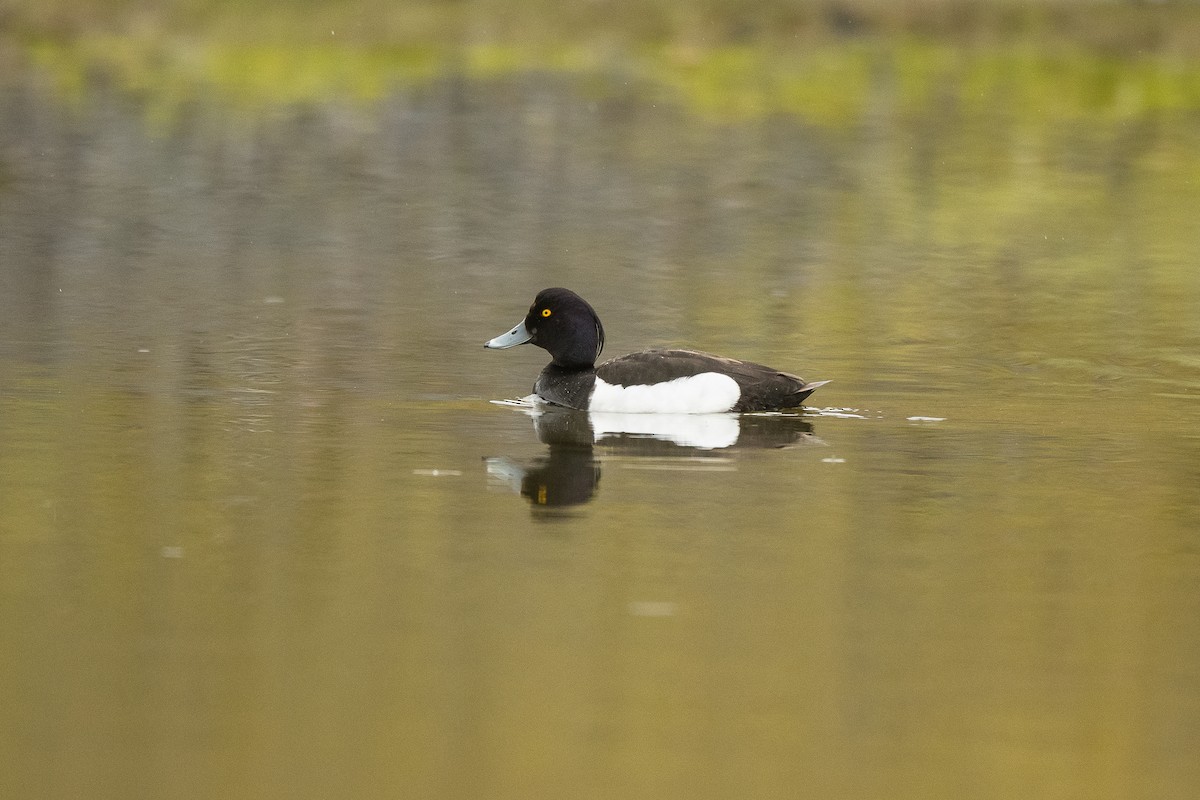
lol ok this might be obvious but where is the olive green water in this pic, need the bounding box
[2,13,1200,800]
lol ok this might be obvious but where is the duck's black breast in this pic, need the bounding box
[597,348,822,412]
[534,364,598,410]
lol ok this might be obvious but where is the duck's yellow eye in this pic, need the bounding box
[541,308,552,318]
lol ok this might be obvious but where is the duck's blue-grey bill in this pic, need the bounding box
[484,320,533,349]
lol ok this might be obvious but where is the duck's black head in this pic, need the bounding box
[484,288,606,369]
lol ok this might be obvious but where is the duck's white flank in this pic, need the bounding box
[589,372,740,414]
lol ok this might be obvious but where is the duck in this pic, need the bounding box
[484,288,828,413]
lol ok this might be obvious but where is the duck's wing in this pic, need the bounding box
[597,349,827,411]
[596,349,742,384]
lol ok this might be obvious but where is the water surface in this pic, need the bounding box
[1,47,1199,800]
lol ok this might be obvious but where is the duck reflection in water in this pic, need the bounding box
[485,403,819,515]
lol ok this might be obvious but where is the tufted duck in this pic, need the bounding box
[485,288,828,413]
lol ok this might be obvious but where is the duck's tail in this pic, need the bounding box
[795,379,831,403]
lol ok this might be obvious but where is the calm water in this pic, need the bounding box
[2,55,1200,800]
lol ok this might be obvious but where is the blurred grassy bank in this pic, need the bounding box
[3,1,1200,123]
